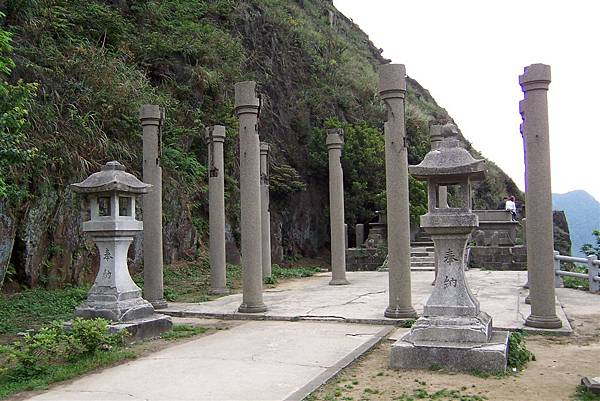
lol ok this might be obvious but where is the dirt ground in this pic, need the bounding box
[310,312,600,401]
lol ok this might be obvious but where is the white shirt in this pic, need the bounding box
[505,200,516,213]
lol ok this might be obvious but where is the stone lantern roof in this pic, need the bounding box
[71,161,151,194]
[409,123,485,183]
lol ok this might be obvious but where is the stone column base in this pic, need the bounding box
[238,303,268,313]
[390,330,509,374]
[209,287,231,296]
[329,278,350,286]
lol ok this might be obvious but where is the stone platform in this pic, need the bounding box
[160,270,572,335]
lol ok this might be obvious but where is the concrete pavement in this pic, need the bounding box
[162,270,572,335]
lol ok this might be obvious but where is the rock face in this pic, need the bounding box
[553,210,572,256]
[1,0,522,289]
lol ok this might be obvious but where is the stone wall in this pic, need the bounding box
[468,245,527,270]
[345,247,387,271]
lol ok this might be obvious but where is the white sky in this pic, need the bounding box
[334,0,599,202]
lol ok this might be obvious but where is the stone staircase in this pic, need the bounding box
[411,231,435,271]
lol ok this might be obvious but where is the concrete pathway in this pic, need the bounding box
[26,321,390,401]
[163,270,572,335]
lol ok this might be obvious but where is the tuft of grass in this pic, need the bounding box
[401,319,416,328]
[160,325,209,340]
[264,265,320,286]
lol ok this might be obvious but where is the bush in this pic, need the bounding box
[1,318,126,380]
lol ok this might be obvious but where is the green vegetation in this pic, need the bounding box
[160,324,209,341]
[0,286,88,339]
[581,230,600,258]
[394,388,487,401]
[507,331,535,372]
[562,264,590,291]
[264,264,320,285]
[0,318,132,399]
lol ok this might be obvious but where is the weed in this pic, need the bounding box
[401,319,416,328]
[507,331,535,371]
[160,325,209,341]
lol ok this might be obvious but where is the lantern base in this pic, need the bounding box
[390,329,508,374]
[75,287,155,322]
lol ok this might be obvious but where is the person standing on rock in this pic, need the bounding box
[505,195,517,220]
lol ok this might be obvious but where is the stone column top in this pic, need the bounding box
[326,128,344,149]
[139,104,163,125]
[205,125,226,144]
[235,81,260,115]
[519,64,551,91]
[379,63,407,99]
[260,142,271,155]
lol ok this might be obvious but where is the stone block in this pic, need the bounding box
[390,330,509,374]
[109,314,172,342]
[582,377,600,395]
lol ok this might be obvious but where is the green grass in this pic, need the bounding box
[0,286,88,339]
[394,388,487,401]
[0,347,135,399]
[160,325,209,340]
[265,265,320,285]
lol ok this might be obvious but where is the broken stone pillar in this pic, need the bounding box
[140,105,167,309]
[379,64,416,318]
[391,123,508,374]
[70,161,171,339]
[520,64,562,329]
[327,128,349,285]
[206,126,229,295]
[260,142,272,279]
[235,81,267,313]
[356,224,365,248]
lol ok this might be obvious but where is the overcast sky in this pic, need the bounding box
[334,0,599,203]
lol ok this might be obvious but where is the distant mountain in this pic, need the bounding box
[552,190,600,256]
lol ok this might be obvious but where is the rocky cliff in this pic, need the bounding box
[0,0,521,289]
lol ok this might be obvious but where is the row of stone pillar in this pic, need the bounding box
[139,81,273,313]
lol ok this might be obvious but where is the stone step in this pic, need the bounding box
[411,261,435,267]
[411,246,435,253]
[410,252,430,257]
[411,241,434,247]
[410,257,434,263]
[410,266,435,271]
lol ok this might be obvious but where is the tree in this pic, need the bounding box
[581,230,600,258]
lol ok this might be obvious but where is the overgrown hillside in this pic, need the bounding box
[0,0,520,289]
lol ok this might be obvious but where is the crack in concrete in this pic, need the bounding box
[62,390,137,398]
[304,290,386,315]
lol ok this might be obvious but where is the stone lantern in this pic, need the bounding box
[70,161,171,338]
[390,123,508,373]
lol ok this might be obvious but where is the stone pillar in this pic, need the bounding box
[520,64,562,329]
[327,128,349,285]
[356,224,365,248]
[260,142,272,279]
[206,126,229,295]
[379,64,416,318]
[235,81,267,313]
[140,105,166,309]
